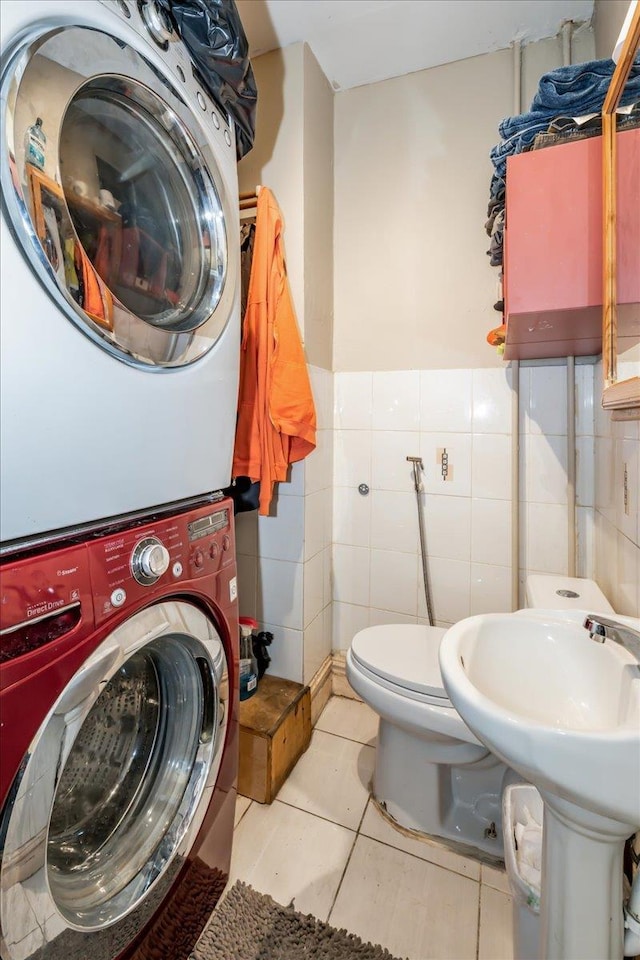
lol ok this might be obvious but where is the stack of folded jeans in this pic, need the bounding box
[530,99,640,151]
[486,56,640,272]
[491,57,640,181]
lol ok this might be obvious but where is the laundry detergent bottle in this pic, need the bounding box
[25,117,46,170]
[238,617,259,701]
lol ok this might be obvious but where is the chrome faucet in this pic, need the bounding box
[583,614,640,663]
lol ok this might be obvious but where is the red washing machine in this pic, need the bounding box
[0,498,239,960]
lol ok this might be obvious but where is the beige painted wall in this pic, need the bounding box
[238,44,305,326]
[303,44,334,371]
[333,30,594,372]
[593,0,632,58]
[237,43,334,371]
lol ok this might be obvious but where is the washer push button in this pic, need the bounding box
[111,587,126,608]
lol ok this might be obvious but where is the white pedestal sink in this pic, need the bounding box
[439,611,640,960]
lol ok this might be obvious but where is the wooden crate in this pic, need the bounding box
[238,675,311,804]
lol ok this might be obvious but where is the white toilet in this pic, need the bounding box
[346,575,614,858]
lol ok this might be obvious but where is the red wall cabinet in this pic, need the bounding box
[503,126,640,361]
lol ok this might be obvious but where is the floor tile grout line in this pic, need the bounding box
[357,827,485,890]
[358,830,482,883]
[326,826,359,925]
[234,797,252,830]
[355,795,370,835]
[236,794,489,886]
[313,725,377,748]
[273,795,362,834]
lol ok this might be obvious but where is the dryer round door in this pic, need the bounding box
[0,600,229,960]
[1,24,237,367]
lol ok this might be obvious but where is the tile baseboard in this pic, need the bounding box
[308,653,362,726]
[330,652,362,701]
[309,654,333,726]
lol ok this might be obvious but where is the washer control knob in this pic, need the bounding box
[193,549,204,568]
[140,543,170,578]
[131,537,169,585]
[140,1,174,44]
[209,541,220,560]
[222,535,231,552]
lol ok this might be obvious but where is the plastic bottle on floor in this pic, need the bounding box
[238,617,259,701]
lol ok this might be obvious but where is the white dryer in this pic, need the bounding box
[0,0,240,547]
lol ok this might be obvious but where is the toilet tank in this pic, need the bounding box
[525,575,614,612]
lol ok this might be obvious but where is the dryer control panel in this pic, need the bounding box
[88,500,236,625]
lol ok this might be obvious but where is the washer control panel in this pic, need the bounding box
[138,0,175,46]
[104,0,234,146]
[131,536,171,585]
[89,500,235,625]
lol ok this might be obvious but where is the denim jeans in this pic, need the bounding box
[491,57,640,178]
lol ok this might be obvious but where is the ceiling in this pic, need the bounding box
[236,0,594,90]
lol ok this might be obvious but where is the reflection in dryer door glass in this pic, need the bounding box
[59,86,225,330]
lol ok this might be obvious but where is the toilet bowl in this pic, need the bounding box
[346,575,614,858]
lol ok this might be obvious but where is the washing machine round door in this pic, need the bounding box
[0,600,229,960]
[1,24,237,367]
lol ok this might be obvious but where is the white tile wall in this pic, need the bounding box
[594,361,640,617]
[303,609,328,685]
[234,365,334,684]
[262,622,304,682]
[423,495,471,562]
[420,369,472,433]
[334,429,372,487]
[258,557,304,630]
[470,563,511,616]
[518,359,597,594]
[333,543,370,607]
[576,437,595,507]
[237,361,611,672]
[472,368,513,434]
[472,434,512,500]
[471,498,511,567]
[424,556,471,623]
[334,487,371,548]
[335,372,373,430]
[523,434,568,505]
[371,431,419,491]
[303,550,324,628]
[370,548,418,615]
[257,496,305,563]
[575,364,595,437]
[332,601,370,650]
[523,502,569,575]
[372,370,420,431]
[370,490,416,554]
[303,489,327,561]
[332,362,600,651]
[420,432,473,498]
[526,364,568,436]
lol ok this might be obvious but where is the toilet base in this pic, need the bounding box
[374,719,509,858]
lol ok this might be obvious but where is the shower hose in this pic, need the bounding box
[407,456,435,628]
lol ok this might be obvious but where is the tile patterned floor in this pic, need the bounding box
[231,696,515,960]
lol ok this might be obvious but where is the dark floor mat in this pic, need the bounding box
[191,881,406,960]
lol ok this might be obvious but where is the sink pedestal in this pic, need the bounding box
[540,792,631,960]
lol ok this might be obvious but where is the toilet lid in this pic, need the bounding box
[350,624,449,699]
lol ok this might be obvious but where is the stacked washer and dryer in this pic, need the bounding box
[0,2,242,957]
